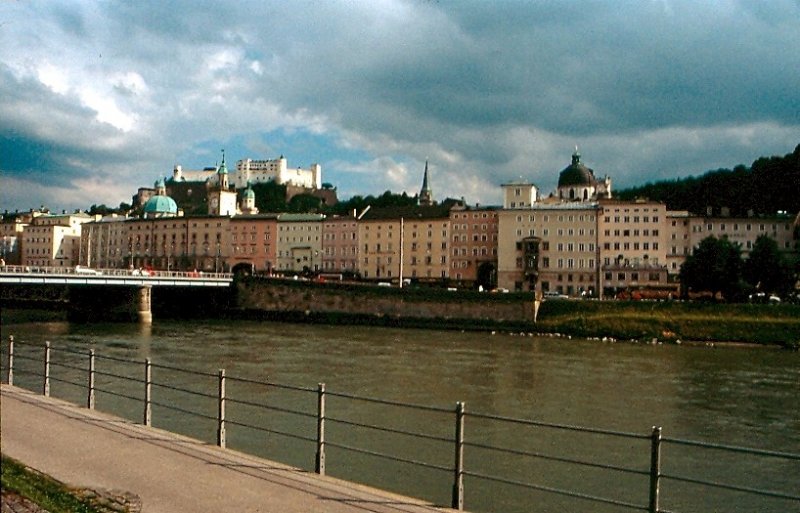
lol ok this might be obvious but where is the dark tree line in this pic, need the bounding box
[617,144,800,216]
[680,235,797,301]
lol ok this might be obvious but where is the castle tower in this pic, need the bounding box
[418,160,433,206]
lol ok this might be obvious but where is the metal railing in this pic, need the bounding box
[2,335,798,512]
[0,264,232,280]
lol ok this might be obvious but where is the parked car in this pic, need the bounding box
[543,291,569,299]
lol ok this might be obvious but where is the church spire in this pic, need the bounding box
[419,160,433,206]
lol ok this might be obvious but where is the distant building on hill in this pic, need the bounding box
[235,156,322,189]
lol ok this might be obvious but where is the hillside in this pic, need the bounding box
[616,144,800,216]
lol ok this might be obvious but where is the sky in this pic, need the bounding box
[1,0,798,213]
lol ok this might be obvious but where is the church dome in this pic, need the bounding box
[558,150,598,187]
[243,186,255,200]
[143,195,178,216]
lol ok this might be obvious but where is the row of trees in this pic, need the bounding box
[617,144,800,216]
[680,234,798,301]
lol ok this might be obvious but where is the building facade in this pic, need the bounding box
[275,213,324,273]
[498,204,598,295]
[449,205,499,287]
[229,214,278,273]
[597,199,669,297]
[21,213,94,268]
[321,215,359,275]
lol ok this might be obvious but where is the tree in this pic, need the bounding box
[680,236,744,301]
[288,194,322,213]
[744,234,793,296]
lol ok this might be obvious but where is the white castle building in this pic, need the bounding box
[235,156,322,189]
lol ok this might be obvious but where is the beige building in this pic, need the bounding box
[402,212,451,283]
[275,213,325,273]
[501,182,538,209]
[356,205,455,283]
[357,214,400,281]
[498,204,598,295]
[666,210,797,276]
[597,199,669,297]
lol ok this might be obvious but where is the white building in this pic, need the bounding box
[236,156,322,189]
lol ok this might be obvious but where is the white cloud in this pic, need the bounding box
[36,63,70,94]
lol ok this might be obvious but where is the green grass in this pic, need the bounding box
[535,300,800,346]
[1,455,106,513]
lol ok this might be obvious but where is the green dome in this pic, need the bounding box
[143,195,178,215]
[244,187,255,200]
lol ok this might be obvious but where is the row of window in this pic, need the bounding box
[603,216,660,223]
[514,214,596,223]
[603,242,659,251]
[452,224,495,231]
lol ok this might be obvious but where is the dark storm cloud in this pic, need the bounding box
[1,0,798,210]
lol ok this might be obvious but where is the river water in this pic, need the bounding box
[1,314,798,513]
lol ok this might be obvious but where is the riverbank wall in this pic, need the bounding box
[232,278,800,346]
[3,279,798,346]
[231,277,538,330]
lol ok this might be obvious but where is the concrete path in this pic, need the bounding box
[1,385,458,513]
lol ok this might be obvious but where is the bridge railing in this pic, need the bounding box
[2,336,798,513]
[0,264,232,280]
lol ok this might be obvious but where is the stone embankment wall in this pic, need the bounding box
[234,278,537,330]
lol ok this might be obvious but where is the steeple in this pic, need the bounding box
[217,149,229,189]
[419,160,433,206]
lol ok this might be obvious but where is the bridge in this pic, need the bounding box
[0,265,233,323]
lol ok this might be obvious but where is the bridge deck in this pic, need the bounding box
[1,385,456,513]
[0,265,232,287]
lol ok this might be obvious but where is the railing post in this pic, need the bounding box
[43,341,51,397]
[315,383,326,475]
[7,335,14,386]
[143,358,152,426]
[649,426,662,513]
[87,349,96,410]
[217,369,226,448]
[452,401,465,510]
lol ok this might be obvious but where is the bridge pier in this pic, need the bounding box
[137,286,153,324]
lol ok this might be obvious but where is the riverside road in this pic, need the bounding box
[0,385,457,513]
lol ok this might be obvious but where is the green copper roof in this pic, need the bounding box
[143,195,178,215]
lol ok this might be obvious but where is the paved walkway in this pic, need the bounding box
[1,385,458,513]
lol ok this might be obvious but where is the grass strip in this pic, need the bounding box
[1,454,106,513]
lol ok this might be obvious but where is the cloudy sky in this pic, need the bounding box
[1,0,798,213]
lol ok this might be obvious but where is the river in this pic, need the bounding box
[1,313,798,513]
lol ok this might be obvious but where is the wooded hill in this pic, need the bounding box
[615,144,799,216]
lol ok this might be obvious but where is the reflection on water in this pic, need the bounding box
[2,315,798,513]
